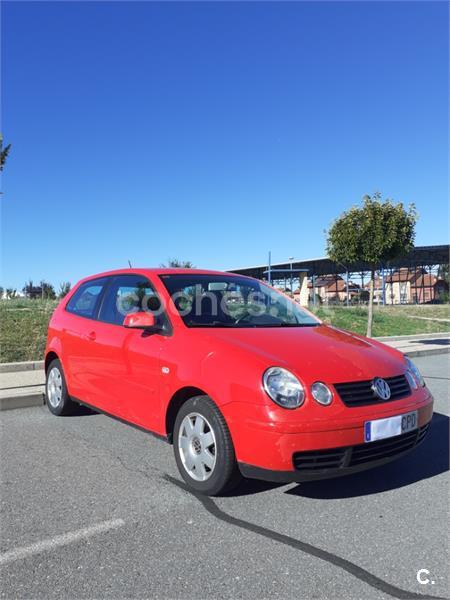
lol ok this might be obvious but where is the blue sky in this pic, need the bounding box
[2,1,448,290]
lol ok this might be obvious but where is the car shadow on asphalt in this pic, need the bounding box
[286,412,449,500]
[74,404,99,416]
[224,478,285,496]
[418,338,449,346]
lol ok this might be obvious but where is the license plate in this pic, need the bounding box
[364,410,418,443]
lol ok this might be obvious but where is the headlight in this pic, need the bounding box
[405,357,425,387]
[311,382,333,405]
[263,367,304,409]
[405,370,418,390]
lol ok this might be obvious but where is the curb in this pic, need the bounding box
[375,332,450,342]
[0,360,44,374]
[404,348,450,359]
[0,391,45,411]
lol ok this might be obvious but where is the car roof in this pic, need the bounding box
[79,268,253,283]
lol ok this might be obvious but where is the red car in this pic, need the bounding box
[45,268,433,495]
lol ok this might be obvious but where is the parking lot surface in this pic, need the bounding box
[1,355,449,599]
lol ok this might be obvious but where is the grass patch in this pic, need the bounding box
[384,305,450,320]
[312,305,450,337]
[0,298,58,363]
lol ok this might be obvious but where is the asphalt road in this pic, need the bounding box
[1,355,449,600]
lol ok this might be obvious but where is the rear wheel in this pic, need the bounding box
[173,395,241,496]
[45,359,78,416]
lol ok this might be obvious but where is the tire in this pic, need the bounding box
[173,395,241,496]
[45,358,78,416]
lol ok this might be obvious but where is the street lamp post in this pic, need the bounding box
[289,256,294,295]
[336,260,349,306]
[346,270,349,307]
[268,251,272,285]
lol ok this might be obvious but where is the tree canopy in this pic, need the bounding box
[0,134,11,172]
[23,279,56,300]
[160,259,196,268]
[58,282,72,298]
[326,193,417,268]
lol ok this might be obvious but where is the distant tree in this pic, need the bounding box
[438,263,449,284]
[354,290,370,304]
[0,134,11,171]
[6,288,17,299]
[40,280,56,300]
[23,280,37,298]
[310,292,322,305]
[160,258,196,268]
[23,279,56,299]
[58,281,71,298]
[327,193,417,337]
[0,286,3,298]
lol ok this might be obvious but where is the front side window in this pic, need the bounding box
[66,279,107,319]
[98,275,166,327]
[160,274,319,328]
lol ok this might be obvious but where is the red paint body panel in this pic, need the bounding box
[45,268,434,475]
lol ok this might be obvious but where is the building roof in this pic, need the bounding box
[384,268,423,283]
[311,279,361,293]
[411,274,438,288]
[227,245,449,280]
[369,271,447,290]
[307,275,344,288]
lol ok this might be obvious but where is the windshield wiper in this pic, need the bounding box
[186,321,319,328]
[256,322,319,328]
[187,321,236,328]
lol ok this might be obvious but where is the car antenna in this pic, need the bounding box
[128,260,132,268]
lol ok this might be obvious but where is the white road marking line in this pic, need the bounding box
[0,519,125,566]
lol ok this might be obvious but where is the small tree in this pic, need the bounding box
[160,258,196,268]
[58,281,71,298]
[6,288,17,299]
[23,280,36,298]
[438,263,449,284]
[0,134,11,171]
[327,193,417,336]
[40,280,56,300]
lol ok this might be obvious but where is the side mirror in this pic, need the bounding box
[123,312,159,330]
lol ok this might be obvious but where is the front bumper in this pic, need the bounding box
[239,421,431,482]
[225,388,434,479]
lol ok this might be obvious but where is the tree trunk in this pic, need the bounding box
[367,269,375,337]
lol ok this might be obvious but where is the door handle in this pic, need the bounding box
[86,331,96,341]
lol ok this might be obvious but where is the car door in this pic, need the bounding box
[96,274,166,429]
[62,277,111,406]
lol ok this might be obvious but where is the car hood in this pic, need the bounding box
[198,324,406,384]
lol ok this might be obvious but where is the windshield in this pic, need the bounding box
[160,274,320,328]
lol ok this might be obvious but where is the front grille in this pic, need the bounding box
[293,447,347,471]
[334,374,411,407]
[293,424,429,473]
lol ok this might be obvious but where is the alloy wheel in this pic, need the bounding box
[178,412,217,481]
[47,367,63,408]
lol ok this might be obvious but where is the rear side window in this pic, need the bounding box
[66,279,107,319]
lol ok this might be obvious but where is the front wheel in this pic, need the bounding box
[173,396,241,496]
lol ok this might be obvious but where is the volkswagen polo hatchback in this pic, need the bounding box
[45,268,433,495]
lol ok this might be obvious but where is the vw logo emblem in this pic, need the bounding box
[371,377,391,400]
